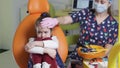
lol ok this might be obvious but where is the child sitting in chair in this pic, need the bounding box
[25,12,59,68]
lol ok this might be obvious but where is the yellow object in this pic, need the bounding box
[83,60,90,68]
[119,53,120,68]
[55,10,70,17]
[108,43,120,68]
[108,0,120,68]
[77,45,107,59]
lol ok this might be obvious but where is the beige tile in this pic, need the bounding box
[0,50,19,68]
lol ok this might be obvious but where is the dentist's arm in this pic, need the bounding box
[41,16,73,28]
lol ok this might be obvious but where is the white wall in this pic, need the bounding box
[111,0,118,16]
[0,0,27,49]
[0,0,14,49]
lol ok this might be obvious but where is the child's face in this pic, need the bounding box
[36,26,51,39]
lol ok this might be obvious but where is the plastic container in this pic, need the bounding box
[77,45,107,59]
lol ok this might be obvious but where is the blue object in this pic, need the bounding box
[56,50,64,68]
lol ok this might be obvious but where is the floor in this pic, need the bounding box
[0,50,19,68]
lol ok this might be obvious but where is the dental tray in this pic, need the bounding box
[77,45,107,59]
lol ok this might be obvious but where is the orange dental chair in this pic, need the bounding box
[12,0,68,68]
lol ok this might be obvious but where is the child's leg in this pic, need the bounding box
[33,63,41,68]
[42,54,57,68]
[32,54,42,68]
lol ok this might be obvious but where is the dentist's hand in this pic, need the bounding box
[41,17,58,28]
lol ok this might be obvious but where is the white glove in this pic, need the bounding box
[41,17,58,28]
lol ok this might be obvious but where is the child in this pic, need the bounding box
[26,12,58,68]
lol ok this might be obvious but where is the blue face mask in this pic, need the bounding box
[94,2,108,13]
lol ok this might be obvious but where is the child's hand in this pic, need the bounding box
[25,37,35,51]
[25,42,35,52]
[44,48,56,58]
[25,41,43,52]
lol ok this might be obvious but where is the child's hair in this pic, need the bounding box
[35,12,50,27]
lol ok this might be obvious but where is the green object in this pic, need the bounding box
[60,23,80,46]
[49,3,55,17]
[66,34,79,45]
[60,23,80,30]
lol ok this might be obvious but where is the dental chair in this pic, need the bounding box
[13,0,68,68]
